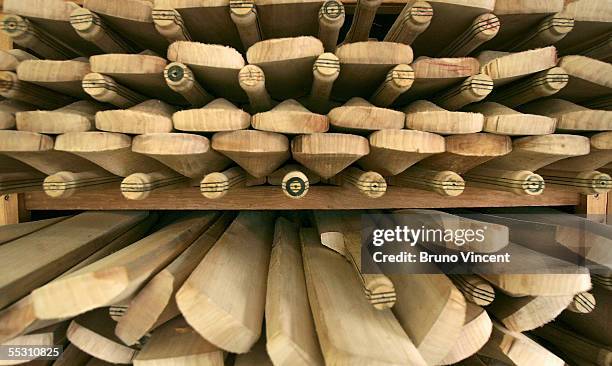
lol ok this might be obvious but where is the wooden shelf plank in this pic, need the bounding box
[23,186,580,210]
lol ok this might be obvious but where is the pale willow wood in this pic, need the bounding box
[151,7,192,43]
[483,67,569,107]
[230,0,262,50]
[0,100,34,130]
[176,211,275,353]
[577,31,612,63]
[247,37,324,100]
[478,0,564,50]
[0,216,67,246]
[533,323,612,366]
[300,228,427,366]
[438,13,500,57]
[173,98,250,132]
[487,293,574,332]
[0,211,147,309]
[560,284,611,346]
[70,7,136,54]
[463,102,556,136]
[312,211,395,307]
[409,0,496,57]
[164,62,213,107]
[479,243,591,297]
[0,49,37,71]
[555,0,612,56]
[132,133,232,179]
[212,130,290,178]
[31,212,217,320]
[0,71,75,109]
[358,129,445,176]
[431,73,493,110]
[554,55,612,103]
[329,97,404,133]
[328,167,387,198]
[95,100,175,134]
[332,41,414,101]
[537,169,612,195]
[115,213,233,346]
[384,1,433,45]
[0,163,44,194]
[0,216,155,344]
[0,14,76,60]
[566,291,596,313]
[238,65,274,113]
[268,164,320,199]
[16,58,91,99]
[52,343,91,366]
[235,335,273,366]
[440,303,493,365]
[389,273,467,365]
[90,54,187,105]
[44,170,121,199]
[369,64,415,108]
[200,167,266,199]
[0,321,69,365]
[448,274,495,306]
[388,166,465,196]
[292,133,369,179]
[307,53,339,114]
[167,41,247,102]
[265,218,324,366]
[67,309,138,364]
[404,100,483,134]
[133,317,225,366]
[479,322,564,366]
[508,13,574,52]
[3,0,101,56]
[254,0,324,40]
[252,99,329,134]
[343,0,381,43]
[477,46,558,87]
[83,0,169,54]
[318,0,345,52]
[394,56,481,106]
[546,132,612,171]
[520,99,612,132]
[82,72,148,108]
[16,101,105,134]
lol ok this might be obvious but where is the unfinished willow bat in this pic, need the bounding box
[332,41,413,101]
[31,212,217,320]
[478,46,558,87]
[312,211,396,309]
[132,133,232,182]
[115,213,233,346]
[16,101,105,134]
[0,216,67,246]
[238,65,274,113]
[67,308,138,364]
[247,37,324,100]
[328,97,404,133]
[307,52,339,113]
[0,155,45,195]
[89,53,187,105]
[95,100,175,134]
[55,131,187,200]
[300,228,427,366]
[83,0,169,54]
[16,59,91,99]
[267,164,319,199]
[164,62,213,107]
[487,293,574,332]
[384,1,433,45]
[555,0,612,56]
[520,99,612,132]
[449,274,495,306]
[0,49,37,71]
[0,71,75,109]
[0,100,34,130]
[440,303,493,365]
[431,73,493,110]
[343,0,381,43]
[553,55,612,103]
[291,133,369,179]
[318,0,345,52]
[167,41,247,103]
[404,100,484,134]
[200,167,266,199]
[560,284,611,346]
[410,0,496,57]
[486,66,569,107]
[0,321,69,365]
[0,216,154,344]
[0,211,148,309]
[463,102,556,136]
[173,98,251,133]
[252,99,329,134]
[52,343,91,366]
[229,0,262,50]
[82,72,147,108]
[133,317,225,366]
[394,57,482,106]
[176,212,275,353]
[566,291,596,314]
[212,130,290,178]
[70,7,136,54]
[326,167,387,198]
[388,166,466,196]
[265,218,324,366]
[358,129,445,177]
[254,0,323,39]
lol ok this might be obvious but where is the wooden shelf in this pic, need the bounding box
[23,186,580,210]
